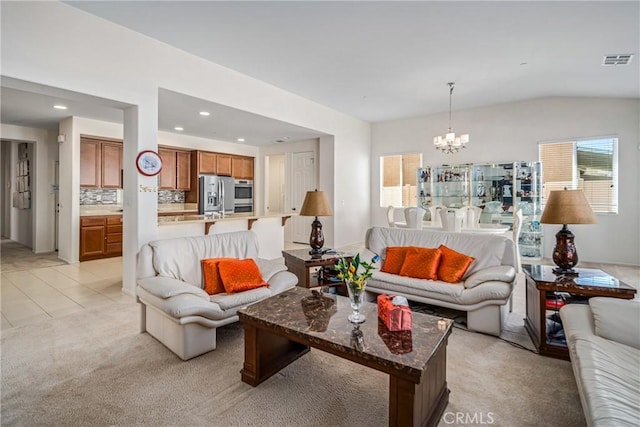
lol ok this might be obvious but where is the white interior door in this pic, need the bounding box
[291,151,315,244]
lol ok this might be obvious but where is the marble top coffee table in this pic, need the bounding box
[238,287,453,427]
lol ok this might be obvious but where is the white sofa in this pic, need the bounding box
[136,231,298,360]
[560,297,640,426]
[362,226,516,336]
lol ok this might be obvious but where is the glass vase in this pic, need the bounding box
[346,280,366,324]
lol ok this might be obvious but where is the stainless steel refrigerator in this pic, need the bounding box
[198,175,235,215]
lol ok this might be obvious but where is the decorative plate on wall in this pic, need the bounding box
[136,150,162,176]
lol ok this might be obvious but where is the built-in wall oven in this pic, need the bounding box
[234,179,253,213]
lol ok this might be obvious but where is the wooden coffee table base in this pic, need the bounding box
[240,320,449,427]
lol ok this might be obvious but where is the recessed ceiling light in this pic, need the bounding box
[53,105,67,110]
[237,138,245,142]
[174,126,184,131]
[199,111,210,116]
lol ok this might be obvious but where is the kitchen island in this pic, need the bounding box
[158,213,294,260]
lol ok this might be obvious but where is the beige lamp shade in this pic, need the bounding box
[540,189,597,225]
[299,190,333,217]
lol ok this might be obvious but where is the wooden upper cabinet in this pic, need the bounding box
[158,149,177,189]
[80,140,101,188]
[101,142,123,188]
[232,156,254,180]
[176,151,191,190]
[199,151,217,174]
[80,137,122,188]
[217,154,233,176]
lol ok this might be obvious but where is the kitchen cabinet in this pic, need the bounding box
[176,151,191,190]
[199,151,217,174]
[80,137,122,189]
[232,156,254,180]
[159,148,191,190]
[80,139,101,188]
[80,215,123,261]
[159,149,177,189]
[101,142,122,188]
[216,154,233,176]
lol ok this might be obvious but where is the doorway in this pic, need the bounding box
[290,151,315,244]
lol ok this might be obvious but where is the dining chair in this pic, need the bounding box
[439,207,461,232]
[428,205,446,227]
[458,205,482,229]
[386,206,396,228]
[509,209,524,313]
[404,207,426,229]
[513,209,524,273]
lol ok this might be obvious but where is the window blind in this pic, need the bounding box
[380,153,421,207]
[539,138,618,214]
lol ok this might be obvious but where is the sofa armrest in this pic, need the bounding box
[267,270,298,295]
[137,276,210,300]
[255,258,288,282]
[464,265,515,289]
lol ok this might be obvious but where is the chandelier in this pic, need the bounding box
[433,82,469,154]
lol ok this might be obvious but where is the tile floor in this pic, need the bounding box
[1,254,131,330]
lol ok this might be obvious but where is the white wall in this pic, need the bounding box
[0,124,58,253]
[2,2,370,292]
[372,97,640,266]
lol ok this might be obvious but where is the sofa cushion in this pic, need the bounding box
[399,247,441,280]
[209,287,272,311]
[437,245,475,283]
[219,259,268,294]
[590,297,640,350]
[381,247,409,274]
[202,258,233,295]
[569,334,640,426]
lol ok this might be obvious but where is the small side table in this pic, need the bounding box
[523,264,636,360]
[282,249,351,294]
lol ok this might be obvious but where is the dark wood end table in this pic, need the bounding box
[523,264,637,360]
[282,248,352,294]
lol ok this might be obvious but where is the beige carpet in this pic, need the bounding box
[1,299,585,426]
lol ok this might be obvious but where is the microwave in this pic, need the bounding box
[234,179,253,213]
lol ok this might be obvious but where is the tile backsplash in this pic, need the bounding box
[81,188,185,205]
[80,188,119,205]
[158,190,185,204]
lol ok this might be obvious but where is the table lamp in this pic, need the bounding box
[540,189,596,275]
[299,189,333,255]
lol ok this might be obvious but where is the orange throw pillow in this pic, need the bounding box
[399,247,441,280]
[218,258,268,294]
[381,247,410,274]
[437,245,475,283]
[202,258,233,295]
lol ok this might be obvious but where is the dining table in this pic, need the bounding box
[392,221,511,235]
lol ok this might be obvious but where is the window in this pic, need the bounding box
[380,153,421,207]
[539,137,618,213]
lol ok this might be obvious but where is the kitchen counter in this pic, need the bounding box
[157,213,295,260]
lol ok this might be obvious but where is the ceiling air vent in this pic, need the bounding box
[602,54,634,66]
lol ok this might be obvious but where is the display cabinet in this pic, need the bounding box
[416,161,543,260]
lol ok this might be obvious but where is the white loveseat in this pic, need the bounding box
[560,297,640,426]
[362,226,516,335]
[136,231,298,360]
